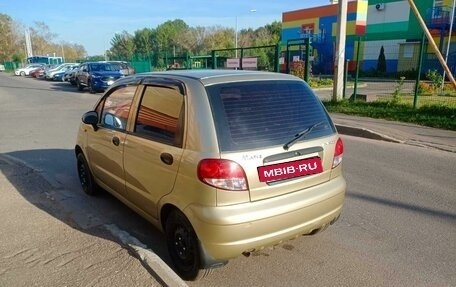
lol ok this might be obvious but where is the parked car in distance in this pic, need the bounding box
[107,61,136,75]
[44,63,78,80]
[34,64,56,79]
[30,67,44,78]
[75,62,123,93]
[75,70,346,281]
[14,64,44,76]
[52,71,66,81]
[63,64,80,84]
[0,64,5,72]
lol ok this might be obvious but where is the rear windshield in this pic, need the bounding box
[206,80,335,152]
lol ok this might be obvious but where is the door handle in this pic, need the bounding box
[160,153,173,165]
[112,136,120,146]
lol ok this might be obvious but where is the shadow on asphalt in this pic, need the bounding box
[0,148,172,268]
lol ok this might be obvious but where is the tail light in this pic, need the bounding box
[332,137,344,168]
[197,159,248,191]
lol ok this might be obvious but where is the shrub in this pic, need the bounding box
[426,69,443,91]
[418,82,434,95]
[390,76,405,105]
[290,61,305,79]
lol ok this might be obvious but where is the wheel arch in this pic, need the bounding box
[75,144,83,157]
[160,204,227,272]
[160,203,179,231]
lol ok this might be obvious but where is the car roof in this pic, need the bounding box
[82,61,112,65]
[113,70,302,88]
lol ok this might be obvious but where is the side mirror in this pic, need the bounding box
[82,111,98,131]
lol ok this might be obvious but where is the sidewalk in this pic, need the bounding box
[331,113,456,153]
[0,156,166,287]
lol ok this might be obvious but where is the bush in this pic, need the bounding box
[426,69,443,91]
[308,77,333,88]
[418,82,434,95]
[290,61,305,79]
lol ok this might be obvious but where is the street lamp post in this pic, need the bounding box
[235,9,257,58]
[61,43,65,62]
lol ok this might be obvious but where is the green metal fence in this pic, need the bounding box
[346,36,456,109]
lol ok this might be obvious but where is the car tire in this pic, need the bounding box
[88,80,96,94]
[76,152,98,196]
[77,79,84,91]
[165,210,211,281]
[20,71,25,76]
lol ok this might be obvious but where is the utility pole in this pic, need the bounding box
[332,0,348,101]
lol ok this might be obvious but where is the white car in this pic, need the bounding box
[14,64,44,76]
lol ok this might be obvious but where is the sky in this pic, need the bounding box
[1,0,334,56]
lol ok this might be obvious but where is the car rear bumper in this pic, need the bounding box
[185,175,346,260]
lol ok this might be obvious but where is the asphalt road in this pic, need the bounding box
[0,73,455,286]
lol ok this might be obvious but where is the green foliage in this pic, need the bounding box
[0,13,15,63]
[108,31,135,62]
[390,76,405,105]
[425,69,443,91]
[323,100,456,130]
[308,77,333,88]
[11,52,24,63]
[86,55,105,61]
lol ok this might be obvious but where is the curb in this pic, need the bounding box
[105,224,188,287]
[335,124,403,143]
[335,124,456,153]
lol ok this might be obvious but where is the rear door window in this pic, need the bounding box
[206,80,335,151]
[133,85,185,147]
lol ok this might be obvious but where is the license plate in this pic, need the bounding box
[107,80,114,85]
[257,157,323,182]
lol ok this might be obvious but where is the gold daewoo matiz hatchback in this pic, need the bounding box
[75,70,346,280]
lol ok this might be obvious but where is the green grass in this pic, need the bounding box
[323,100,456,131]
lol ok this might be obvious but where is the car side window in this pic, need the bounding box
[100,86,137,131]
[134,85,185,147]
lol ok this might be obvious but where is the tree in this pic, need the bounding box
[377,45,386,74]
[29,21,57,56]
[203,26,235,53]
[133,28,155,60]
[0,14,19,62]
[155,19,189,54]
[108,31,135,61]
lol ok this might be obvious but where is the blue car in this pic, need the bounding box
[75,62,124,93]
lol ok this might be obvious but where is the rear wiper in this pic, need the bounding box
[283,121,325,150]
